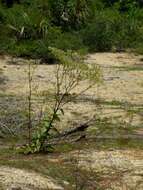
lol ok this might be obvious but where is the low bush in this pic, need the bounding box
[82,5,143,52]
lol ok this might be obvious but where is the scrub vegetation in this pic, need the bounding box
[0,0,143,59]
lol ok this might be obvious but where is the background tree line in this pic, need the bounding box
[0,0,143,60]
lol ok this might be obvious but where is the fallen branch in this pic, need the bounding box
[59,123,89,137]
[47,119,95,144]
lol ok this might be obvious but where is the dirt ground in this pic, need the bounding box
[0,52,143,190]
[0,52,143,128]
[0,166,64,190]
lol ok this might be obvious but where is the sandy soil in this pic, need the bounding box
[1,53,143,102]
[1,52,142,129]
[0,166,63,190]
[70,149,143,190]
[0,53,143,190]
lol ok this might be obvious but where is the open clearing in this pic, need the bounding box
[0,52,143,129]
[0,52,143,189]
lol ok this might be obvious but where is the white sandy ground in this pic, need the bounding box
[0,52,143,129]
[0,166,64,190]
[69,149,143,190]
[0,52,143,190]
[0,53,143,103]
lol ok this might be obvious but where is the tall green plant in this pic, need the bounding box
[20,48,101,154]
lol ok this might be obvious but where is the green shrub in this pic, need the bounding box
[0,0,143,58]
[82,5,143,52]
[82,9,118,51]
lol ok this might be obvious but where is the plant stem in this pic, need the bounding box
[28,62,32,144]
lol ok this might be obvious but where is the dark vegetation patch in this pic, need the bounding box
[0,0,143,62]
